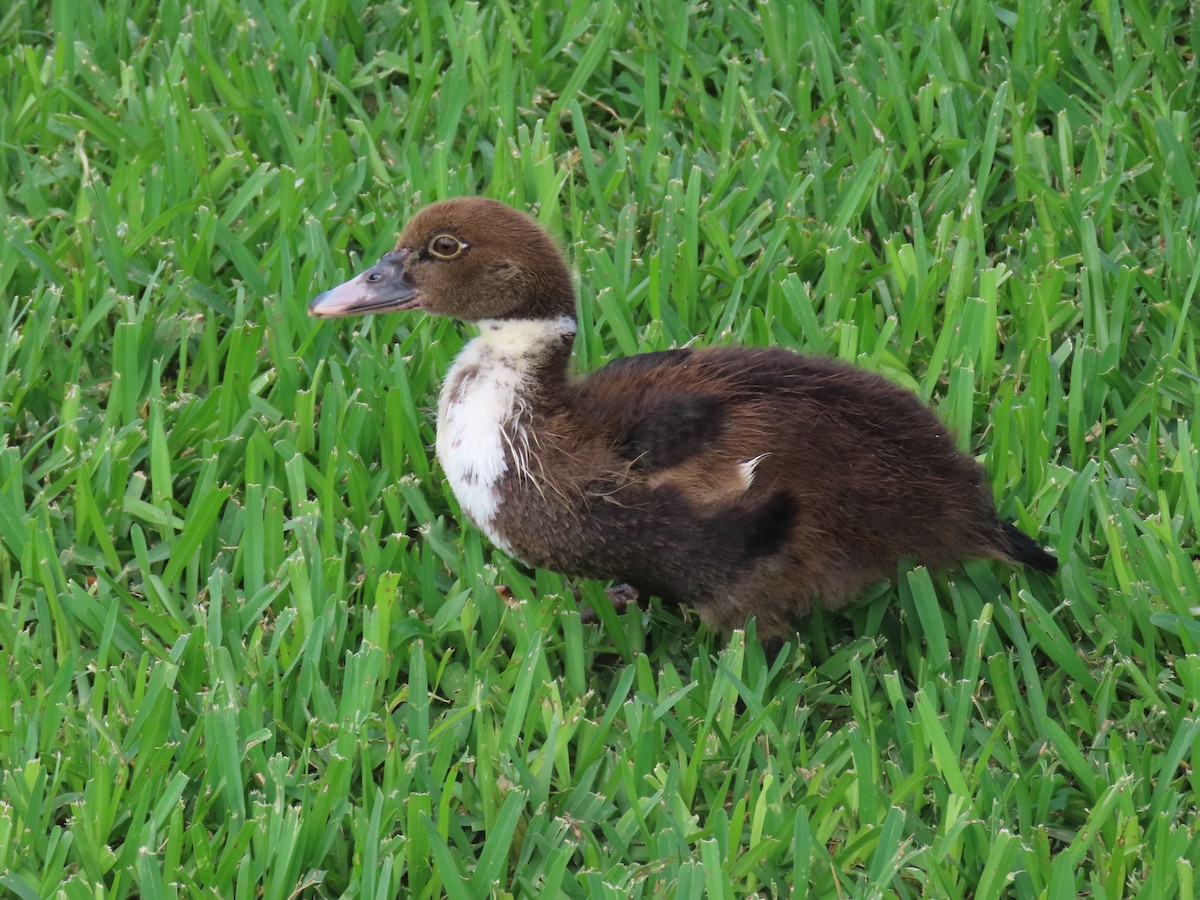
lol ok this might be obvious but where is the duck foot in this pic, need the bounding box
[578,583,643,623]
[495,584,520,608]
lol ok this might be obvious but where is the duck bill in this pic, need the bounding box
[308,250,421,318]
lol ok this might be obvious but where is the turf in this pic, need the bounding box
[1,0,1198,896]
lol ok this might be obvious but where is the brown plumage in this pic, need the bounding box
[310,197,1056,639]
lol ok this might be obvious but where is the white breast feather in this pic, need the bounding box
[435,316,575,553]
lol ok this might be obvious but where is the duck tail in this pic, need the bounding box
[1001,521,1058,573]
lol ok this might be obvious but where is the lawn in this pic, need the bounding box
[1,0,1198,896]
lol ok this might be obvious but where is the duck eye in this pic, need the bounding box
[366,271,382,283]
[429,234,465,259]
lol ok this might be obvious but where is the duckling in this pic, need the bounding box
[310,198,1056,638]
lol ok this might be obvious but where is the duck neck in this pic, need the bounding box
[461,315,577,394]
[435,315,578,547]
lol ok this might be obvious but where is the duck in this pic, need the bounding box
[309,197,1056,639]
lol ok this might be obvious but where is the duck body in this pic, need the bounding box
[311,198,1055,638]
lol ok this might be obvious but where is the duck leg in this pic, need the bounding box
[494,582,643,621]
[577,583,643,623]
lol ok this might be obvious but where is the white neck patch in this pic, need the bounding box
[435,316,576,553]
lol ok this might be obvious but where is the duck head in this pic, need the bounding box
[309,197,576,322]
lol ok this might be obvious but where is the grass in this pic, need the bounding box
[1,0,1198,895]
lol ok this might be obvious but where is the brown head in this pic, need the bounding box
[309,198,576,322]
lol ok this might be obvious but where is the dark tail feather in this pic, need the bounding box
[1002,522,1058,573]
